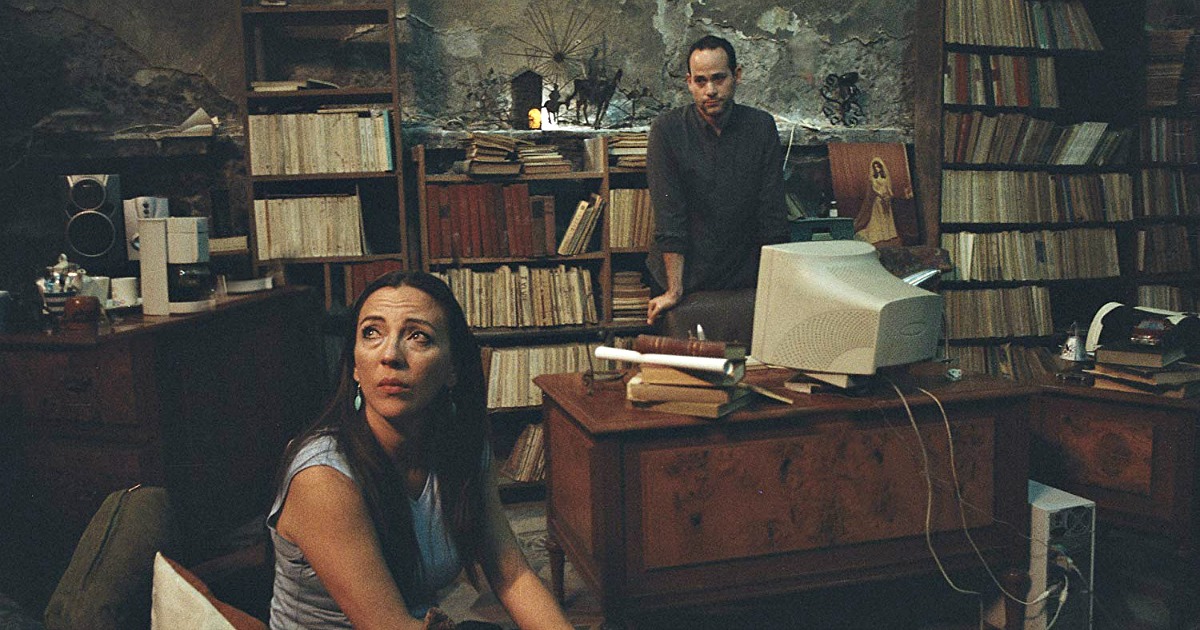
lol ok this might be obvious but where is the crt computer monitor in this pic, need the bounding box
[751,240,944,376]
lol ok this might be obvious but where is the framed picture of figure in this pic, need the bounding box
[826,143,919,247]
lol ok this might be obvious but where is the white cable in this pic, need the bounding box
[887,380,980,596]
[915,386,1059,608]
[1044,572,1069,630]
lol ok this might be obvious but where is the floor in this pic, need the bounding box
[0,500,1195,629]
[438,501,1200,630]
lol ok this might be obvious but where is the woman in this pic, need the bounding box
[267,270,572,630]
[853,157,901,246]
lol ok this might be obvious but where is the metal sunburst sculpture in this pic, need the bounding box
[504,0,612,88]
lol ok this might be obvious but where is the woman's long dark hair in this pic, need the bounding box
[278,270,489,612]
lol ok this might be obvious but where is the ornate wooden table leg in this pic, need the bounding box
[545,532,565,604]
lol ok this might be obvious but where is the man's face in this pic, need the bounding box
[687,47,741,125]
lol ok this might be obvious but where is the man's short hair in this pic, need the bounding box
[687,35,738,74]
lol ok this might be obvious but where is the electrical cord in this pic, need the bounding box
[885,379,1065,614]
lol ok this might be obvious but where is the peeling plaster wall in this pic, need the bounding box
[397,0,914,140]
[2,0,917,147]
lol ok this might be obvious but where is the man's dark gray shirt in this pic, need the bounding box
[646,102,789,292]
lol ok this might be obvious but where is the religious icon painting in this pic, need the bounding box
[826,142,919,247]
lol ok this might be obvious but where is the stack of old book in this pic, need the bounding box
[610,271,651,323]
[517,144,573,175]
[625,334,751,418]
[465,133,523,175]
[609,132,648,169]
[1085,340,1198,398]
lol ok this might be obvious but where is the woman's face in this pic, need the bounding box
[353,285,457,429]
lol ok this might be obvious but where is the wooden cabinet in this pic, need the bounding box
[1033,383,1199,555]
[536,370,1035,628]
[0,288,325,571]
[237,3,409,310]
[913,0,1200,378]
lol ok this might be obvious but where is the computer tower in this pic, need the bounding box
[1026,480,1095,630]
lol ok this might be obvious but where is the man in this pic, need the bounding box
[645,35,790,325]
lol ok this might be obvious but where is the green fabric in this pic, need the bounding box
[44,486,177,630]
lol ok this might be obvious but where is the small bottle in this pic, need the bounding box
[828,200,839,218]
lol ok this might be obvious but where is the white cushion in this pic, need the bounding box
[150,552,236,630]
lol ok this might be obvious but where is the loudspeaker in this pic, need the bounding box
[62,174,124,272]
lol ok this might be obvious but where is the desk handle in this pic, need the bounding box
[62,375,93,394]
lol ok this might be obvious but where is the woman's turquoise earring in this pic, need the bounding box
[354,383,363,411]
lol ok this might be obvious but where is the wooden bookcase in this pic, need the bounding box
[412,136,653,491]
[236,3,409,310]
[913,0,1200,379]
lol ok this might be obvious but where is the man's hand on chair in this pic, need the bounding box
[647,290,682,325]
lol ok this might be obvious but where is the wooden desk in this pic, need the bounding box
[535,370,1035,628]
[0,287,325,571]
[1033,382,1199,556]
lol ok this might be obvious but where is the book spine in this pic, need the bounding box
[632,334,731,358]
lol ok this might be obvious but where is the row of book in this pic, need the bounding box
[247,109,393,176]
[608,132,648,169]
[942,111,1129,166]
[611,270,651,323]
[1133,224,1194,275]
[556,193,606,256]
[501,422,545,483]
[941,227,1120,282]
[499,422,547,482]
[252,194,365,260]
[944,285,1054,339]
[946,343,1058,382]
[944,0,1101,50]
[434,265,599,329]
[1144,29,1195,108]
[483,342,615,409]
[943,52,1059,108]
[941,171,1134,224]
[1138,117,1197,163]
[1136,169,1200,218]
[424,183,558,260]
[1138,285,1199,313]
[608,188,654,249]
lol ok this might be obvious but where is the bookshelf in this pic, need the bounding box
[914,0,1200,380]
[413,135,652,482]
[236,3,409,310]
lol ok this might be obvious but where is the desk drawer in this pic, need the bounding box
[1032,394,1189,524]
[4,344,141,429]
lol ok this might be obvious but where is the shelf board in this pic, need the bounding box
[259,253,405,265]
[942,162,1130,173]
[245,87,394,104]
[609,247,650,254]
[940,220,1134,230]
[942,276,1122,289]
[942,103,1061,115]
[942,42,1101,57]
[947,334,1061,345]
[424,171,604,183]
[241,4,390,23]
[426,251,606,265]
[609,166,647,175]
[250,171,396,183]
